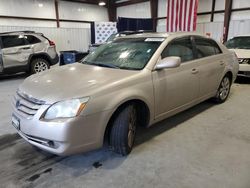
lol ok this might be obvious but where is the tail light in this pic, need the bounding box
[49,40,55,46]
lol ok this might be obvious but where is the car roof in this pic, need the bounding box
[233,35,250,38]
[0,31,37,36]
[120,32,206,39]
[118,30,153,35]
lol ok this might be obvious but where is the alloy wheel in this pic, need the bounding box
[218,77,230,100]
[34,61,49,73]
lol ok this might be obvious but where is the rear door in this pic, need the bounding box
[1,35,33,68]
[193,37,225,97]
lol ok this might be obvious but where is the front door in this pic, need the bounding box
[152,37,200,119]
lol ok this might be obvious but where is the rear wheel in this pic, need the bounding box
[214,75,231,103]
[31,58,50,74]
[109,105,137,156]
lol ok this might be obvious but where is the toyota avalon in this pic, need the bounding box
[12,33,239,156]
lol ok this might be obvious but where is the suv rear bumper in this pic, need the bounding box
[50,54,59,65]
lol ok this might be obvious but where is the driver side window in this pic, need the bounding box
[162,37,195,63]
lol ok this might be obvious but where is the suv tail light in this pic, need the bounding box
[42,35,56,47]
[49,40,55,46]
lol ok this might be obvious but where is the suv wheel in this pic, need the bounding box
[214,75,231,103]
[109,105,137,156]
[31,58,50,74]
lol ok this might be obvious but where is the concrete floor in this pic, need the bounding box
[1,74,250,188]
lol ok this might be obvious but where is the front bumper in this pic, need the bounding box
[12,101,112,155]
[238,64,250,77]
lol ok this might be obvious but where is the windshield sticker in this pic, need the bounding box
[145,38,165,42]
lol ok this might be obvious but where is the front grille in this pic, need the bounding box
[12,91,45,119]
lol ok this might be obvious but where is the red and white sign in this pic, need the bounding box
[166,0,198,32]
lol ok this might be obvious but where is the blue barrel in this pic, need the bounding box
[60,51,88,66]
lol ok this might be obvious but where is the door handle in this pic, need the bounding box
[220,61,225,66]
[191,68,199,74]
[21,47,31,50]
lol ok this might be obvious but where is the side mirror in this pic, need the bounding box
[155,56,181,70]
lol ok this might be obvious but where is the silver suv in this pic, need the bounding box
[0,31,59,74]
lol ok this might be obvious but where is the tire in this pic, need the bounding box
[109,105,137,156]
[214,75,231,103]
[31,58,50,74]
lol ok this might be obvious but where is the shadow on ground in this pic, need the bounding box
[135,100,213,146]
[235,76,250,84]
[0,72,28,81]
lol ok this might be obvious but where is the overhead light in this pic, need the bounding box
[38,3,43,8]
[99,1,106,6]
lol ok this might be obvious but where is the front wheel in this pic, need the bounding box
[109,105,137,156]
[31,58,50,74]
[214,75,231,103]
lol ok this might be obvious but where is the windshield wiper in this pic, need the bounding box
[81,60,93,64]
[83,61,120,69]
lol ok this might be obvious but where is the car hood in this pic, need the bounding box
[19,63,138,104]
[230,49,250,58]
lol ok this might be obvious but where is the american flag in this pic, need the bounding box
[166,0,198,32]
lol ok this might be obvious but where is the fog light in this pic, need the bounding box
[47,141,55,148]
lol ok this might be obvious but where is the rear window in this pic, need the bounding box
[195,37,222,58]
[1,35,27,48]
[25,35,41,44]
[225,37,250,49]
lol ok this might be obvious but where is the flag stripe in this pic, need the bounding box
[187,0,193,31]
[193,0,198,31]
[167,0,170,31]
[166,0,197,32]
[183,0,188,31]
[171,0,174,32]
[175,0,179,31]
[179,0,183,31]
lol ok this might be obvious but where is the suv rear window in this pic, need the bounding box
[25,35,41,44]
[1,35,26,48]
[195,37,222,58]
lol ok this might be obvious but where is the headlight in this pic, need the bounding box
[43,97,89,120]
[243,59,250,64]
[239,59,250,64]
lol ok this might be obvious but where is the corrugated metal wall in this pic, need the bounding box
[196,22,224,41]
[196,19,250,41]
[157,19,250,42]
[0,26,91,52]
[117,1,151,18]
[228,19,250,39]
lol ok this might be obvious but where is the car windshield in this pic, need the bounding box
[82,38,164,70]
[225,37,250,49]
